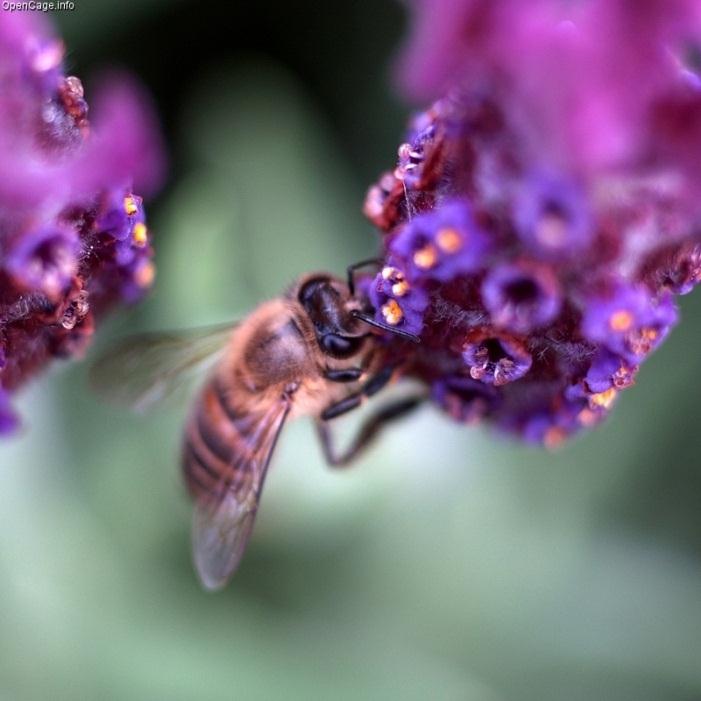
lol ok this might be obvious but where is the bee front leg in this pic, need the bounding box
[321,364,397,421]
[324,367,363,383]
[316,396,424,467]
[321,393,362,420]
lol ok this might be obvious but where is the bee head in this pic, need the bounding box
[295,273,365,359]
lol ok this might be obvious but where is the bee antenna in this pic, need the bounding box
[351,310,421,344]
[346,258,382,297]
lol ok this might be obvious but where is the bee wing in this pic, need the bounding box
[192,397,292,591]
[90,323,236,412]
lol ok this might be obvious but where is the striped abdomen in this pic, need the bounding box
[182,375,273,504]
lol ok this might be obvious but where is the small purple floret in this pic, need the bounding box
[581,284,678,363]
[514,172,593,261]
[431,375,498,423]
[389,200,490,283]
[368,263,429,336]
[461,330,532,386]
[96,189,145,242]
[583,349,637,394]
[481,261,561,334]
[5,225,79,300]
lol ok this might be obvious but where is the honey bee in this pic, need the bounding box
[92,263,422,591]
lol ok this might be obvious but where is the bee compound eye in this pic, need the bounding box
[320,333,362,358]
[299,277,333,308]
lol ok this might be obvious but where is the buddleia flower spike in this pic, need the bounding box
[0,11,165,434]
[363,0,701,445]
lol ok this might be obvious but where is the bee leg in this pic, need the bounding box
[362,364,394,397]
[316,396,424,467]
[325,367,363,383]
[321,364,396,420]
[321,394,363,420]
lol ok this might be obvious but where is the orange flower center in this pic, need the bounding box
[132,223,148,247]
[435,227,463,253]
[609,309,634,332]
[391,280,410,296]
[381,299,403,325]
[123,196,138,216]
[589,388,617,409]
[135,262,155,288]
[413,243,438,269]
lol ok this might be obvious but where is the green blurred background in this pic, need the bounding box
[2,2,701,699]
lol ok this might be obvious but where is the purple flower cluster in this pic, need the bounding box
[364,0,701,445]
[0,11,164,434]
